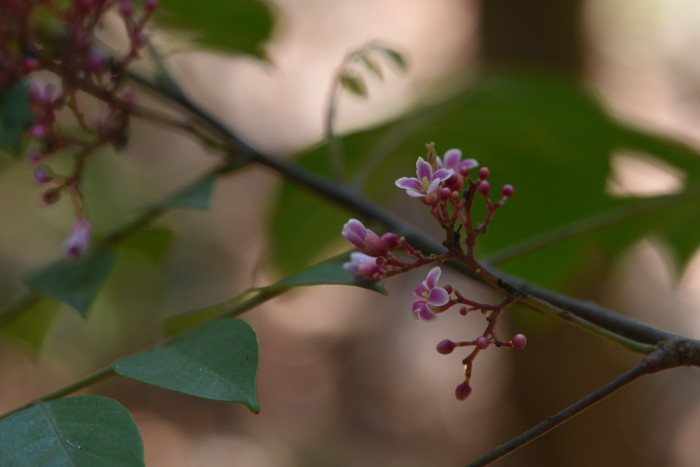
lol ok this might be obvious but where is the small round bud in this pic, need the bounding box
[459,307,468,316]
[119,0,134,16]
[502,184,514,198]
[440,187,452,199]
[85,48,107,73]
[455,381,472,401]
[33,165,53,184]
[30,124,48,140]
[146,0,159,11]
[26,150,43,164]
[42,188,61,205]
[478,167,490,180]
[477,181,490,195]
[511,333,527,349]
[475,336,489,349]
[436,339,456,355]
[64,219,92,258]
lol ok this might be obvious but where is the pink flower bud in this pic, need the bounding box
[478,167,490,180]
[42,188,61,205]
[477,181,490,195]
[436,339,456,354]
[511,333,527,349]
[64,219,92,258]
[475,336,489,349]
[33,165,53,184]
[146,0,159,11]
[455,381,472,401]
[502,184,514,198]
[30,124,48,140]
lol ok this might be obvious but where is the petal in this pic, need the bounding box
[418,305,437,321]
[395,177,423,191]
[460,158,478,171]
[443,149,462,169]
[416,158,433,180]
[405,189,427,198]
[425,267,442,289]
[433,168,454,182]
[428,287,450,306]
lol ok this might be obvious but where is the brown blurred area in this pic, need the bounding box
[3,0,700,466]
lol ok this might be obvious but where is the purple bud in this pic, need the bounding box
[478,167,490,180]
[42,188,61,205]
[477,181,490,195]
[502,184,515,198]
[436,339,456,355]
[146,0,159,11]
[64,219,92,258]
[33,165,53,184]
[511,333,527,349]
[475,336,489,349]
[30,124,48,140]
[26,149,43,164]
[455,381,472,401]
[119,0,134,16]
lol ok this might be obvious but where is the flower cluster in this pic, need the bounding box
[341,143,524,400]
[2,0,158,257]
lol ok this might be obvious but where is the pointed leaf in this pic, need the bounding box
[0,81,32,155]
[155,0,273,58]
[162,255,386,336]
[159,175,215,210]
[0,396,144,467]
[358,54,383,81]
[115,318,260,412]
[25,250,118,317]
[341,73,368,98]
[377,46,407,71]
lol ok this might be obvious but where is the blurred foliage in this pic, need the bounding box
[0,81,31,155]
[153,0,274,58]
[269,74,700,288]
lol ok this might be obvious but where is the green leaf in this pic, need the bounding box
[119,228,175,262]
[155,0,274,58]
[26,250,118,317]
[377,46,407,71]
[0,396,144,467]
[341,73,368,98]
[0,81,32,155]
[115,318,260,412]
[163,255,386,336]
[358,54,383,81]
[158,175,216,210]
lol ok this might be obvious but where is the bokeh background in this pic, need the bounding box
[3,0,700,466]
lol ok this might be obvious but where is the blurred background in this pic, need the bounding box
[3,0,700,465]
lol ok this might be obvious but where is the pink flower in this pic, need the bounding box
[395,157,453,199]
[64,219,92,258]
[437,148,478,175]
[437,149,478,192]
[412,267,450,320]
[343,252,385,282]
[342,219,399,257]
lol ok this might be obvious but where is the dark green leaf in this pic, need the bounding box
[377,46,407,71]
[163,255,386,336]
[115,318,260,412]
[0,396,144,467]
[155,0,274,58]
[341,73,368,98]
[26,250,118,317]
[358,54,383,81]
[0,81,32,155]
[119,228,175,262]
[158,175,216,210]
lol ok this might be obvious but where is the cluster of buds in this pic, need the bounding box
[2,0,158,257]
[341,143,524,400]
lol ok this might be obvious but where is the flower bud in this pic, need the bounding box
[436,339,456,354]
[475,336,489,349]
[33,165,53,184]
[478,167,490,180]
[502,184,515,198]
[477,181,490,195]
[455,381,472,401]
[64,219,92,258]
[511,333,527,349]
